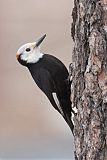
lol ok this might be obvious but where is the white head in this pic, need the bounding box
[16,34,46,66]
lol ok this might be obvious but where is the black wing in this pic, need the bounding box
[33,68,63,114]
[29,67,74,133]
[43,54,69,80]
[38,69,74,132]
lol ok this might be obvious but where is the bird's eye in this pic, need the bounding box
[26,48,31,52]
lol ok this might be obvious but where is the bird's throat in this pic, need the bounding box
[27,52,44,64]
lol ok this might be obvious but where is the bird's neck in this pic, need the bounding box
[27,51,44,64]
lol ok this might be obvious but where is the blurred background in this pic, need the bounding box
[0,0,74,159]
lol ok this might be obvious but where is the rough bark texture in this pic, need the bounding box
[71,0,107,159]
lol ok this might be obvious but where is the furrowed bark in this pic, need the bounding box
[71,0,107,159]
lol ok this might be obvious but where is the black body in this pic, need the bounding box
[27,54,74,132]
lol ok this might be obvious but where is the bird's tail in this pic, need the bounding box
[63,112,74,134]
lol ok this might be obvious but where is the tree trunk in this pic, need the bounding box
[71,0,107,159]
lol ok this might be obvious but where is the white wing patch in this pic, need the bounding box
[52,93,64,116]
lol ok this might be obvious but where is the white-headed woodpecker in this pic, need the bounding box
[16,34,74,133]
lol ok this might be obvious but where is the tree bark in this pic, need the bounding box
[71,0,107,159]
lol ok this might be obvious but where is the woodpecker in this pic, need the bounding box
[16,34,74,133]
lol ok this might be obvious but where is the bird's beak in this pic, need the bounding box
[35,34,46,47]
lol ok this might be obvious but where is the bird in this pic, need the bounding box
[16,34,74,133]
